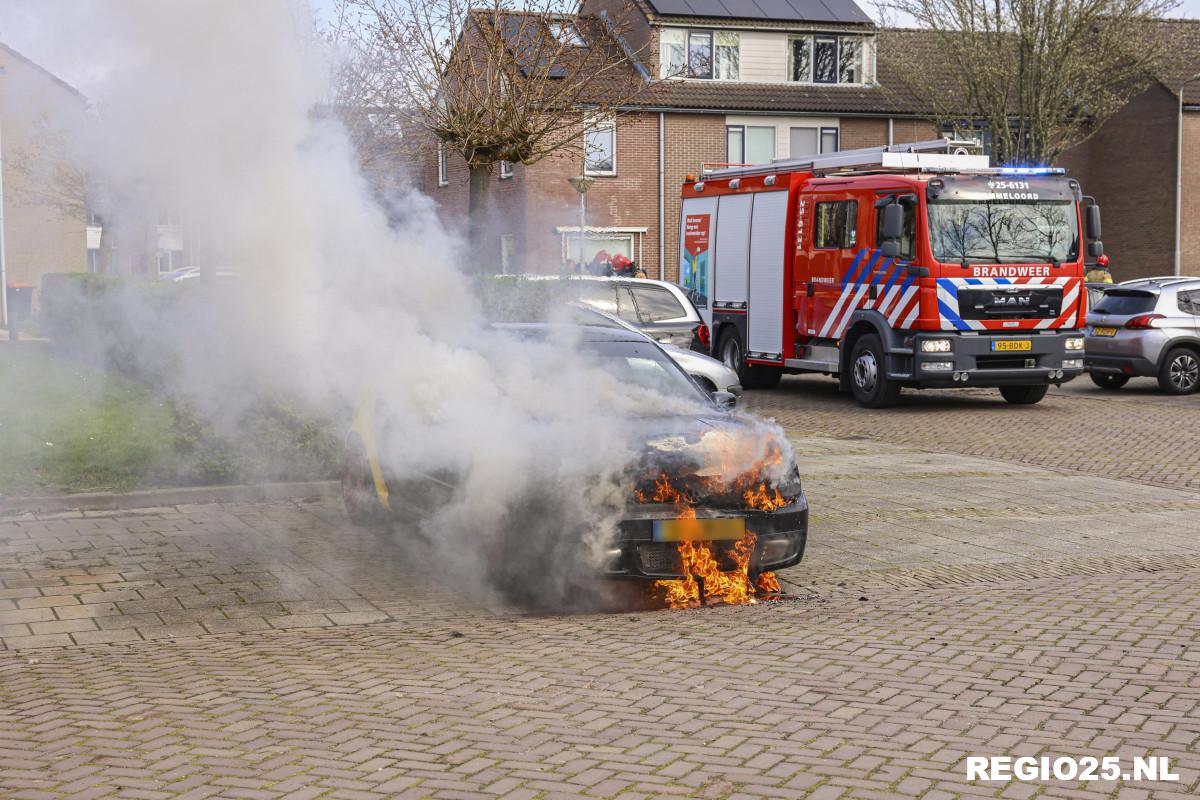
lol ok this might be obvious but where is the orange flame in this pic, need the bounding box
[636,470,787,609]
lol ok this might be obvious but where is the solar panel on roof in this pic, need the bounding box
[645,0,872,23]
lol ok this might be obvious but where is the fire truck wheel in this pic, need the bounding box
[1090,372,1129,390]
[341,434,385,527]
[849,334,900,408]
[998,384,1049,405]
[719,330,781,390]
[1158,347,1200,394]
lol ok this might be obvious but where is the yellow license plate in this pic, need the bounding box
[991,339,1032,352]
[1092,327,1117,337]
[653,517,746,542]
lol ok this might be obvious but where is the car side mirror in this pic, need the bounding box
[711,390,737,410]
[1088,240,1104,258]
[881,240,901,258]
[1086,204,1102,240]
[882,202,904,241]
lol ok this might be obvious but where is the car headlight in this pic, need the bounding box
[924,361,954,371]
[1065,336,1085,350]
[920,338,952,353]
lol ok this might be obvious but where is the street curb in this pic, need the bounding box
[0,480,341,515]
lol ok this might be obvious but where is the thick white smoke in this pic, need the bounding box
[4,0,794,609]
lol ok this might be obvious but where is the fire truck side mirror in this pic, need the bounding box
[1085,204,1102,240]
[881,240,901,258]
[1088,240,1104,258]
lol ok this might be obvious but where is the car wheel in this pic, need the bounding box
[848,334,900,408]
[341,434,385,527]
[719,329,782,390]
[1090,372,1129,390]
[999,384,1049,405]
[1158,347,1200,394]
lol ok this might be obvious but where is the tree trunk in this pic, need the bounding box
[467,163,492,272]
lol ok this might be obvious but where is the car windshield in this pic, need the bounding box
[928,200,1079,263]
[1092,290,1158,316]
[587,340,708,403]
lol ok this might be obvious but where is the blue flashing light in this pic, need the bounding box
[998,166,1066,176]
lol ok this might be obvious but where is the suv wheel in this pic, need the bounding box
[999,384,1049,405]
[1158,347,1200,394]
[1090,372,1129,390]
[848,334,900,408]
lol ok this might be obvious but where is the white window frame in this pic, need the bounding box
[714,31,739,81]
[499,160,514,179]
[549,19,585,47]
[583,115,616,176]
[437,143,448,187]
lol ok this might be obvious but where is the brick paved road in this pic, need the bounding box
[2,392,1199,798]
[743,373,1200,490]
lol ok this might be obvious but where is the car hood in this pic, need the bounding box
[629,412,800,509]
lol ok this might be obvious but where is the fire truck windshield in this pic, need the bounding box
[927,199,1079,264]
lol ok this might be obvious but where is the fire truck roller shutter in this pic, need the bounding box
[713,194,752,310]
[679,196,718,328]
[747,191,789,359]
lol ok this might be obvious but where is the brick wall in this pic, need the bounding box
[1064,86,1178,281]
[839,117,888,150]
[890,118,940,144]
[663,113,728,283]
[0,51,87,311]
[1180,113,1200,276]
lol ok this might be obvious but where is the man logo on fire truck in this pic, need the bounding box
[680,140,1098,408]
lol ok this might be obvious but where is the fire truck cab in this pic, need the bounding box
[678,139,1100,407]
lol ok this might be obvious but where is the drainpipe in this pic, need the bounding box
[658,111,665,280]
[887,117,894,147]
[1175,73,1200,277]
[0,116,8,329]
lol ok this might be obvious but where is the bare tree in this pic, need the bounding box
[338,0,652,253]
[880,0,1178,164]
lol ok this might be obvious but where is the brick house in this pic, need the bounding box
[0,41,89,323]
[421,4,1200,283]
[424,0,938,281]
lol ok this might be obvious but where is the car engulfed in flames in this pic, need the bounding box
[605,422,808,609]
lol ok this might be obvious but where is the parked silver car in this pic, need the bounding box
[659,343,742,396]
[1085,276,1200,394]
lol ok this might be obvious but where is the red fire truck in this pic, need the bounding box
[678,139,1102,407]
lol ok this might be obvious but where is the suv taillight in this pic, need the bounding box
[1126,313,1165,329]
[695,322,711,349]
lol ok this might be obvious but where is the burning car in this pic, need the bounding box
[341,323,808,608]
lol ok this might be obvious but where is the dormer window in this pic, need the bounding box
[550,20,585,47]
[660,28,739,80]
[789,34,865,85]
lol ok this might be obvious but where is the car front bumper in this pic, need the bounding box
[605,495,808,579]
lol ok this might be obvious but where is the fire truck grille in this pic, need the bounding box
[957,286,1062,320]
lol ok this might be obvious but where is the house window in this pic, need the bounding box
[839,38,863,84]
[688,31,712,79]
[789,35,867,85]
[745,126,775,164]
[790,127,818,158]
[726,125,745,163]
[789,37,811,82]
[814,201,859,249]
[813,36,837,83]
[821,127,839,154]
[714,32,739,80]
[550,20,585,47]
[500,234,515,275]
[499,160,513,179]
[437,143,448,186]
[660,28,686,78]
[584,116,616,175]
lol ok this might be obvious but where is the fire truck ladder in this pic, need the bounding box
[703,138,989,180]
